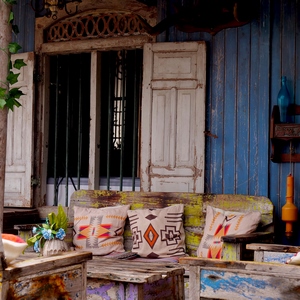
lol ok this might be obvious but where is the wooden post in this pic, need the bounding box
[0,1,12,232]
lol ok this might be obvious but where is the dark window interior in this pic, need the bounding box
[47,49,143,188]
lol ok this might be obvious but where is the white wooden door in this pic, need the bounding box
[141,42,206,192]
[5,52,34,207]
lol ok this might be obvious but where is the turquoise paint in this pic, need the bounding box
[201,270,281,300]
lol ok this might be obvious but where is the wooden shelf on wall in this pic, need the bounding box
[270,105,300,162]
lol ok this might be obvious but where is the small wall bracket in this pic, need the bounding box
[270,105,300,162]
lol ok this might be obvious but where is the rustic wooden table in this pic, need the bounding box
[86,257,185,300]
[247,243,300,263]
[180,256,300,300]
[0,251,92,299]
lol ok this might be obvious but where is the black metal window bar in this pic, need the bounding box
[100,49,142,191]
[47,50,142,206]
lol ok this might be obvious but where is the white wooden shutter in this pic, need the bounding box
[141,42,206,192]
[5,52,34,207]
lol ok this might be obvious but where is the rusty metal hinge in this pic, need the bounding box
[31,177,40,187]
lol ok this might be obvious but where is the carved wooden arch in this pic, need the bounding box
[35,4,157,54]
[46,11,154,43]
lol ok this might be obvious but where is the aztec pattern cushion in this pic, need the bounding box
[127,204,186,258]
[197,205,261,258]
[73,205,130,255]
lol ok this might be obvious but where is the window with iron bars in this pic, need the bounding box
[47,49,142,206]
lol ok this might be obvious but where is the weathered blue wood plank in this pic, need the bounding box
[260,251,293,263]
[256,0,271,197]
[200,269,299,300]
[249,20,260,196]
[223,29,237,193]
[236,25,251,194]
[209,32,225,193]
[12,0,35,52]
[181,257,300,300]
[269,0,284,243]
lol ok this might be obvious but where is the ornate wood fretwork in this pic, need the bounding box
[46,12,152,42]
[274,124,300,139]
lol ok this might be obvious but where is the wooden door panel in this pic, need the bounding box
[5,52,34,207]
[141,42,206,192]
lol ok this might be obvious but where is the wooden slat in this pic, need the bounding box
[223,28,236,193]
[87,258,184,284]
[247,243,300,253]
[236,25,250,194]
[2,251,92,281]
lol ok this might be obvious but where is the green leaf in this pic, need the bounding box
[57,205,68,232]
[9,87,25,99]
[13,59,27,70]
[7,71,19,85]
[0,87,7,98]
[5,97,21,111]
[12,25,19,35]
[48,212,57,229]
[42,223,51,229]
[27,233,42,246]
[0,99,6,109]
[8,42,21,54]
[9,11,14,24]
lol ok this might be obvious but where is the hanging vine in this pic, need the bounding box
[0,0,26,111]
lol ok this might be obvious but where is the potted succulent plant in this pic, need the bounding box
[27,205,69,256]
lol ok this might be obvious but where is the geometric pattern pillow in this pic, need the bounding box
[197,205,261,259]
[127,204,186,258]
[73,205,130,255]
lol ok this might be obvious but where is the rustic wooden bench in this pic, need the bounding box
[69,191,274,300]
[68,190,274,259]
[15,190,275,300]
[179,256,300,299]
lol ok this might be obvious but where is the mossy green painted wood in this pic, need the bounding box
[70,190,274,257]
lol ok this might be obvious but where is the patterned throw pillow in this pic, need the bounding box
[197,205,261,258]
[73,205,130,255]
[127,204,186,258]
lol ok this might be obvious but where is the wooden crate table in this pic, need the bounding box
[247,243,300,263]
[86,257,185,300]
[0,251,92,299]
[179,257,300,300]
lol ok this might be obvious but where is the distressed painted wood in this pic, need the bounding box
[5,52,35,208]
[86,258,184,300]
[180,257,300,300]
[70,190,274,257]
[141,41,206,193]
[247,243,300,263]
[0,251,92,299]
[221,232,274,260]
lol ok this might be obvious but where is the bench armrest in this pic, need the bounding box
[246,243,300,253]
[221,232,274,261]
[221,232,274,243]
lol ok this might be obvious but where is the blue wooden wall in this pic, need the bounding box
[14,0,300,244]
[157,0,300,245]
[12,0,35,52]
